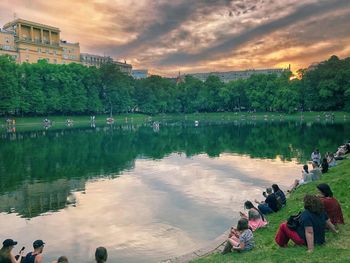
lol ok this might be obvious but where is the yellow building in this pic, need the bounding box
[0,28,18,60]
[3,18,65,64]
[1,18,132,73]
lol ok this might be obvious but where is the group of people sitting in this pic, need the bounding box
[0,239,108,263]
[222,144,346,255]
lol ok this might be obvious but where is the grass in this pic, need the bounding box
[191,156,350,263]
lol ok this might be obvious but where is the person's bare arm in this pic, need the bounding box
[35,254,43,263]
[10,252,23,263]
[231,240,245,251]
[305,226,314,252]
[326,219,338,233]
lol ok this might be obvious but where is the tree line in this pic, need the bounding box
[0,54,349,116]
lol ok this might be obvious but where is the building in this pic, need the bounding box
[188,67,290,83]
[1,18,133,74]
[0,28,18,60]
[61,40,80,64]
[132,69,148,79]
[80,53,112,67]
[2,18,64,64]
[81,53,132,75]
[113,60,132,75]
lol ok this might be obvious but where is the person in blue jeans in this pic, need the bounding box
[255,187,279,214]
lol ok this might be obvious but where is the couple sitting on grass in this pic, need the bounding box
[222,183,344,255]
[275,183,344,252]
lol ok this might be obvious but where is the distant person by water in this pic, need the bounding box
[289,164,312,192]
[95,247,107,263]
[317,184,344,225]
[326,152,336,167]
[310,162,322,181]
[222,218,254,254]
[320,158,329,173]
[272,184,286,207]
[255,187,279,214]
[0,239,24,263]
[23,240,45,263]
[311,149,321,165]
[240,201,268,231]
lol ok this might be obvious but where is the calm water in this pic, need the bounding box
[0,120,349,263]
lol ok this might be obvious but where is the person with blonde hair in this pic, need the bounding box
[0,239,24,263]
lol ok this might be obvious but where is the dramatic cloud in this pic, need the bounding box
[1,0,350,75]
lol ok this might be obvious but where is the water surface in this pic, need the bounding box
[0,121,349,262]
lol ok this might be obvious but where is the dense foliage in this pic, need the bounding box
[0,54,349,116]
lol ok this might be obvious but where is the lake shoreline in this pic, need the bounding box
[1,111,349,127]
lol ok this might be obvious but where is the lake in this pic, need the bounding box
[0,120,349,263]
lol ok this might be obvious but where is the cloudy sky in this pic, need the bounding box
[1,0,350,76]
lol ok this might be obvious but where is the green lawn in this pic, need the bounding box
[191,156,350,263]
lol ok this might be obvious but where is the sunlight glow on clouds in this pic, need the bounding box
[1,0,350,76]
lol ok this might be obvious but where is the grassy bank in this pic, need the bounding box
[191,157,350,263]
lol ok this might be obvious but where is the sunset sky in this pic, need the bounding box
[1,0,350,76]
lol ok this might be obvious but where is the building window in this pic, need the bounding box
[38,48,41,53]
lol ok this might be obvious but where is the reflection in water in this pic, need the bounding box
[0,121,349,262]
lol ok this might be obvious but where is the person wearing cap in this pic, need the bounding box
[0,239,24,263]
[22,240,45,263]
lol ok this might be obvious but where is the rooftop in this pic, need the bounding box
[3,18,60,32]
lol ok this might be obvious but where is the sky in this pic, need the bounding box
[1,0,350,76]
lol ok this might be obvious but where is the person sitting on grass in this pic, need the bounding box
[326,152,336,167]
[52,256,69,263]
[310,161,322,181]
[289,164,312,193]
[275,195,338,252]
[334,143,350,159]
[272,184,286,207]
[222,218,255,254]
[320,158,329,174]
[255,187,279,214]
[0,239,24,263]
[240,201,268,231]
[311,149,321,165]
[317,183,344,225]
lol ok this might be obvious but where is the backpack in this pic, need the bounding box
[287,212,302,230]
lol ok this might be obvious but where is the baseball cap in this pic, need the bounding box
[2,239,18,247]
[33,240,45,249]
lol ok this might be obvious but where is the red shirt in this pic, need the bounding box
[320,197,345,225]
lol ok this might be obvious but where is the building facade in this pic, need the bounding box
[113,61,132,75]
[1,18,133,74]
[80,53,112,67]
[2,18,64,64]
[188,67,289,83]
[61,40,80,64]
[0,29,18,60]
[132,69,148,79]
